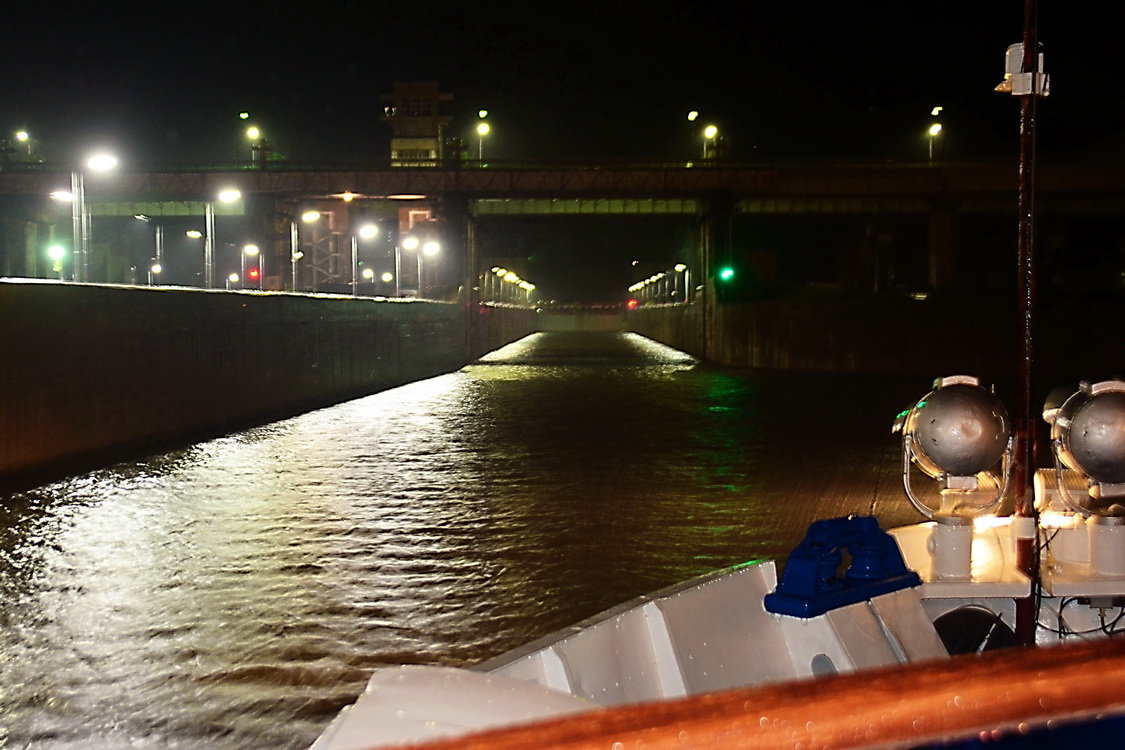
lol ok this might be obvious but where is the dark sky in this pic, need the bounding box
[3,1,1122,165]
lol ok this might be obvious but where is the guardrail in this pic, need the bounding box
[395,638,1125,750]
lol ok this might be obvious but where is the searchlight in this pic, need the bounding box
[894,376,1014,580]
[1043,379,1125,515]
[1042,379,1125,577]
[895,375,1013,520]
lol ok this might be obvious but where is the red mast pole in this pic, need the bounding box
[1013,0,1041,646]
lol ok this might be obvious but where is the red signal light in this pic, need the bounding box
[626,298,639,310]
[247,267,261,280]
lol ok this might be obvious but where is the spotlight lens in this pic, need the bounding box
[908,384,1010,476]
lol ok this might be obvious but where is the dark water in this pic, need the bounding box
[0,331,927,749]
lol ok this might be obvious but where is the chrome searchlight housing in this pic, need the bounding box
[1043,379,1125,516]
[894,375,1013,519]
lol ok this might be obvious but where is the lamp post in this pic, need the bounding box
[62,152,118,283]
[476,121,490,162]
[289,220,303,290]
[148,262,163,286]
[928,122,943,165]
[674,263,690,302]
[14,130,32,157]
[393,239,403,297]
[205,188,241,288]
[134,215,164,280]
[246,125,261,162]
[702,125,719,160]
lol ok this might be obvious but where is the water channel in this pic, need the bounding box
[1,331,928,749]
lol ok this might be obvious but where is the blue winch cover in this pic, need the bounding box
[764,515,922,618]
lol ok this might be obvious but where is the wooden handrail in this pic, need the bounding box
[375,638,1125,750]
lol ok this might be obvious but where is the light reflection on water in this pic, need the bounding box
[0,332,922,749]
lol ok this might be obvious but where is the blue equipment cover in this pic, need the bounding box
[764,515,922,618]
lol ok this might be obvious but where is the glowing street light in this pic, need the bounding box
[148,262,163,286]
[928,121,944,165]
[702,124,719,159]
[244,125,269,164]
[476,120,490,161]
[86,153,118,172]
[674,262,691,302]
[59,151,118,282]
[14,129,32,156]
[205,188,242,288]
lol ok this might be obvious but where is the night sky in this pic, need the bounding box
[3,1,1121,165]
[3,2,1122,302]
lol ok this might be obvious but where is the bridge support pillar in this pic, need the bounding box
[436,192,476,357]
[699,191,735,362]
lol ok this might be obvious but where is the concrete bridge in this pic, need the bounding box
[4,157,1124,305]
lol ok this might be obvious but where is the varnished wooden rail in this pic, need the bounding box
[376,638,1125,749]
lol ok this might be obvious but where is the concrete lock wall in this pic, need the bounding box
[0,282,535,485]
[627,298,1124,385]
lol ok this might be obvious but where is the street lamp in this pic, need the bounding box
[476,121,490,162]
[60,151,118,283]
[703,125,719,159]
[674,263,690,302]
[205,188,241,288]
[148,262,163,286]
[14,130,32,157]
[246,125,261,162]
[134,215,164,279]
[928,122,943,165]
[226,273,239,290]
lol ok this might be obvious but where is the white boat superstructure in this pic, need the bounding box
[311,375,1125,750]
[312,555,948,750]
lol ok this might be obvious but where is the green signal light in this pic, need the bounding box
[718,266,736,281]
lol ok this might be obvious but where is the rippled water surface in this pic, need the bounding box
[1,331,925,749]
